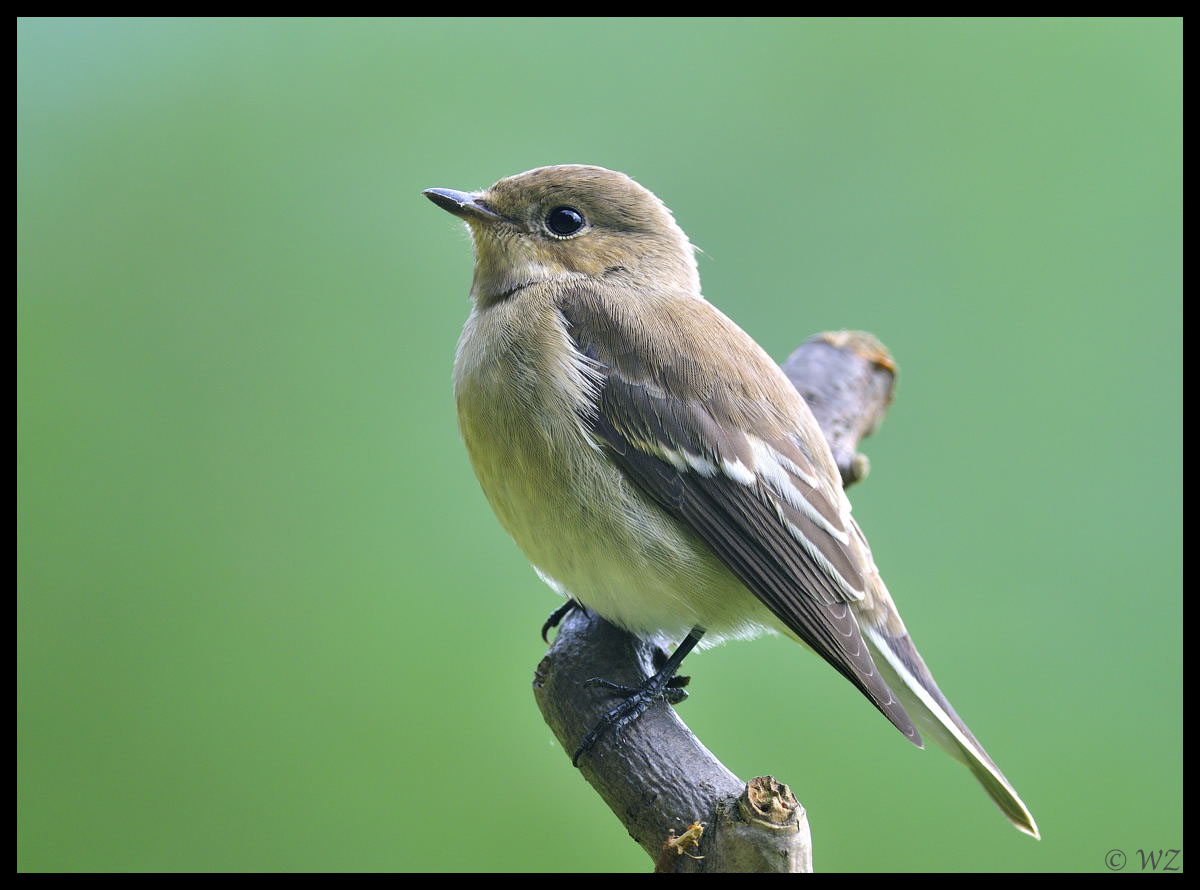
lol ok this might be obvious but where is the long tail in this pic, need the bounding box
[862,626,1040,839]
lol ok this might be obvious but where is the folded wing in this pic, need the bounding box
[559,288,920,746]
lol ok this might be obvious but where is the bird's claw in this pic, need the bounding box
[541,599,584,643]
[572,672,689,765]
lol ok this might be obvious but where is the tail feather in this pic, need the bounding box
[863,626,1040,839]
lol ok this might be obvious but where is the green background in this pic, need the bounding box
[18,18,1181,873]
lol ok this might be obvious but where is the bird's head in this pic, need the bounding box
[424,165,699,306]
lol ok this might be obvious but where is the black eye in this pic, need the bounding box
[545,206,585,237]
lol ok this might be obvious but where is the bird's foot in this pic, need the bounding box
[584,675,690,702]
[541,599,587,643]
[571,668,689,766]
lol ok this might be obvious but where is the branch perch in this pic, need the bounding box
[532,330,898,873]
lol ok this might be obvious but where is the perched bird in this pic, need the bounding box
[424,165,1038,839]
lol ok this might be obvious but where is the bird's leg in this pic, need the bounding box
[651,643,691,692]
[572,627,705,766]
[541,599,587,643]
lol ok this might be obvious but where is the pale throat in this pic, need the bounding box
[468,228,569,304]
[466,223,701,303]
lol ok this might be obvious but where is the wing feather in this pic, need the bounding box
[560,290,919,745]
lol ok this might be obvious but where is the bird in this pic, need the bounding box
[423,164,1039,839]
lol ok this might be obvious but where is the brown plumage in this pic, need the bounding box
[426,164,1038,839]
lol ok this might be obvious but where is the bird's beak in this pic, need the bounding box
[422,188,509,225]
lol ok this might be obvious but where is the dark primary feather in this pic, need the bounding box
[559,289,920,746]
